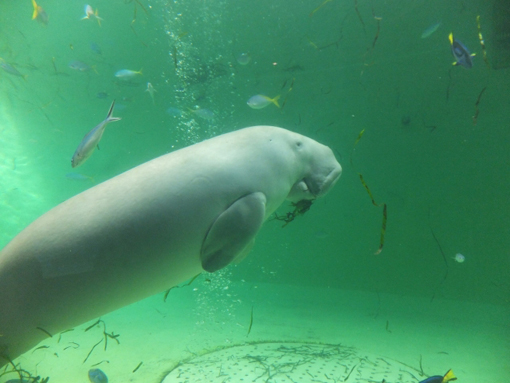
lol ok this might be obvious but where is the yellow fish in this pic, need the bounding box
[32,0,48,24]
[82,4,103,26]
[247,94,280,109]
[71,100,121,168]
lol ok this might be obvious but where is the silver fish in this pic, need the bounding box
[71,100,121,168]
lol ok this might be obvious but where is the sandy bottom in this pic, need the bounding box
[2,280,509,383]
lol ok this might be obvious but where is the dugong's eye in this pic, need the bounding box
[296,141,302,148]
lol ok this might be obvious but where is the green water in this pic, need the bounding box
[0,0,509,381]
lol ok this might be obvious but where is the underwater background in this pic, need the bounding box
[0,0,509,382]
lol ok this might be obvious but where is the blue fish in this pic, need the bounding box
[166,106,182,116]
[69,60,94,72]
[71,100,121,168]
[0,58,26,78]
[449,32,475,68]
[419,369,457,383]
[90,42,102,55]
[88,368,108,383]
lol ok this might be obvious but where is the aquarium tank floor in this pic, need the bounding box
[1,282,507,383]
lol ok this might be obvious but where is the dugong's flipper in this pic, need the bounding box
[201,192,267,272]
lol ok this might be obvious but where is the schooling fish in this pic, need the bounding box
[188,107,214,120]
[449,32,475,68]
[420,369,457,383]
[69,60,94,72]
[115,68,143,80]
[90,42,102,55]
[0,58,26,78]
[71,100,121,168]
[65,172,94,182]
[31,0,48,24]
[247,94,280,109]
[88,368,108,383]
[82,4,103,26]
[145,82,156,103]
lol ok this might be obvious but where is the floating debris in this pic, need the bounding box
[351,130,387,254]
[472,86,487,125]
[83,319,120,363]
[354,0,365,32]
[246,306,254,337]
[271,200,313,227]
[132,361,143,373]
[309,0,332,17]
[476,15,490,69]
[280,78,295,110]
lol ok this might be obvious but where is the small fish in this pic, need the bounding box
[90,42,102,55]
[449,32,475,68]
[453,253,465,263]
[69,60,94,72]
[166,107,182,117]
[96,91,108,99]
[247,94,281,109]
[82,5,103,26]
[115,68,143,80]
[88,368,108,383]
[145,82,156,103]
[236,52,251,65]
[188,107,214,120]
[32,0,49,24]
[71,100,121,168]
[419,369,456,383]
[65,172,94,182]
[0,58,26,78]
[421,22,441,38]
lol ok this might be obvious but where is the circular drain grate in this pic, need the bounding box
[161,342,423,383]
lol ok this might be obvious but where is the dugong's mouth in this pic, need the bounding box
[309,164,342,198]
[288,163,342,202]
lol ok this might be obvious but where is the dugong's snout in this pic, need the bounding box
[287,155,342,202]
[315,162,342,197]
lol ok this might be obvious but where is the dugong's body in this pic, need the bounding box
[0,126,341,365]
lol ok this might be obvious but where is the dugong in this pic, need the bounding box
[0,126,341,365]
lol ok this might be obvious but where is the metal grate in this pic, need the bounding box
[161,342,424,383]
